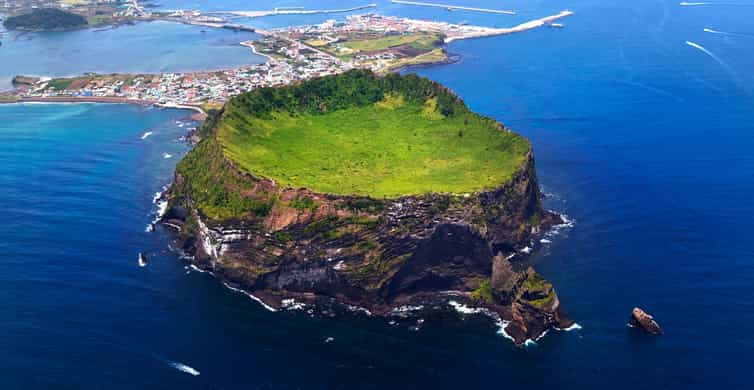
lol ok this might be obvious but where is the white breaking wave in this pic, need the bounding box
[222,282,278,312]
[523,329,550,347]
[156,200,169,220]
[281,298,306,311]
[147,186,170,233]
[496,319,515,342]
[141,131,153,140]
[168,361,200,376]
[681,1,754,5]
[556,322,583,331]
[448,300,484,315]
[152,190,164,204]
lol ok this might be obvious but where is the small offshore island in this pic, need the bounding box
[162,70,573,345]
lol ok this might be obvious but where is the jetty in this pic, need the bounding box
[444,10,574,43]
[390,0,515,15]
[209,4,377,19]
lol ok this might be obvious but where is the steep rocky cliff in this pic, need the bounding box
[162,71,572,345]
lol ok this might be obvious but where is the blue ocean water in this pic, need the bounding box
[0,21,264,90]
[2,0,754,388]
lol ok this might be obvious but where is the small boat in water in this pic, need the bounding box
[138,252,147,267]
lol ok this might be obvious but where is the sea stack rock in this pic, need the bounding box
[629,307,662,335]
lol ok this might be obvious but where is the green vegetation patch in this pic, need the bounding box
[217,70,530,198]
[3,8,87,31]
[471,278,493,303]
[173,136,274,220]
[344,33,441,52]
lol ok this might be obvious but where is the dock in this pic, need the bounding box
[444,10,574,43]
[209,4,377,19]
[390,0,515,15]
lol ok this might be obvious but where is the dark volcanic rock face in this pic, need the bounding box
[163,135,571,345]
[629,307,663,335]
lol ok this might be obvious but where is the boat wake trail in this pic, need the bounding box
[153,354,201,376]
[680,1,754,6]
[685,40,740,84]
[704,27,754,38]
[168,361,201,376]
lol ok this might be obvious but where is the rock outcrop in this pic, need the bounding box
[162,138,571,345]
[161,71,573,345]
[629,307,663,335]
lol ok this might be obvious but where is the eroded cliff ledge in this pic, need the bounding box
[162,70,572,345]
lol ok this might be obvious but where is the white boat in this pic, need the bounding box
[138,252,147,267]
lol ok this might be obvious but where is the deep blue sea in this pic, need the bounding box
[2,0,754,388]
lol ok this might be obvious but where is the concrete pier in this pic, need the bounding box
[390,0,515,15]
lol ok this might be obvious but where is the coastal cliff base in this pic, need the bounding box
[161,70,572,345]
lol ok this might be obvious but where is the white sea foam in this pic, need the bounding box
[222,282,278,312]
[496,319,515,342]
[152,200,168,223]
[346,305,373,316]
[540,239,552,244]
[448,300,484,314]
[163,153,173,159]
[281,298,306,311]
[519,246,532,254]
[141,131,153,140]
[168,361,200,376]
[681,1,754,5]
[391,305,424,314]
[556,322,583,331]
[189,264,207,273]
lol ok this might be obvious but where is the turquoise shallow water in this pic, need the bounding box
[0,20,264,90]
[2,0,754,388]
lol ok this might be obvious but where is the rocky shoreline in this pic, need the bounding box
[155,70,574,346]
[160,144,573,346]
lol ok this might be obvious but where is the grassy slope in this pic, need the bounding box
[344,33,441,52]
[218,95,529,198]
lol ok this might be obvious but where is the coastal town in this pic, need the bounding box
[1,1,573,111]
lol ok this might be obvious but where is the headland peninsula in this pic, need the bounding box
[0,0,577,346]
[162,70,573,345]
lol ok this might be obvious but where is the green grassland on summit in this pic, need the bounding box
[215,70,530,198]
